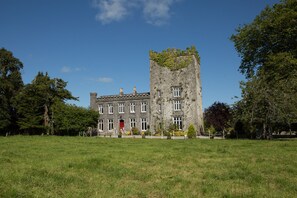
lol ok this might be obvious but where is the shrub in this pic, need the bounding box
[131,127,140,135]
[141,132,146,139]
[144,130,151,136]
[206,125,216,139]
[173,131,185,136]
[167,132,172,139]
[187,124,196,139]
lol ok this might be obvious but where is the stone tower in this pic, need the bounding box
[90,92,97,110]
[149,46,204,135]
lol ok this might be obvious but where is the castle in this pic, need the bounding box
[90,46,203,135]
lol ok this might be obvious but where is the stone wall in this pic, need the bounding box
[150,55,203,134]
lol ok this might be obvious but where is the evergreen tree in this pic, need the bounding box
[15,72,77,134]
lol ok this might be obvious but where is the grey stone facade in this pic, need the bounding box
[90,48,203,135]
[90,88,150,134]
[149,55,204,134]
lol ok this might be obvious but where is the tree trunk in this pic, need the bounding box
[263,122,266,139]
[44,105,50,135]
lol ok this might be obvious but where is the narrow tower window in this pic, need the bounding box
[173,87,181,97]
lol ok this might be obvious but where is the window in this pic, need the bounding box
[173,87,181,97]
[98,119,103,131]
[108,119,114,130]
[130,118,136,128]
[157,90,161,97]
[108,104,113,114]
[173,117,182,130]
[174,100,181,111]
[141,118,147,131]
[118,103,124,113]
[141,102,147,112]
[130,102,135,113]
[98,105,103,114]
[158,104,162,112]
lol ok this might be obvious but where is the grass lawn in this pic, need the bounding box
[0,136,296,197]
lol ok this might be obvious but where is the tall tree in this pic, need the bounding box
[231,0,297,138]
[15,72,77,134]
[0,48,23,135]
[231,0,297,78]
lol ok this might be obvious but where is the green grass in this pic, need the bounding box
[0,136,296,197]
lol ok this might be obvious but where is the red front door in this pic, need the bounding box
[119,119,124,130]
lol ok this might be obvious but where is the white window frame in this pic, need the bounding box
[173,87,181,97]
[130,102,135,113]
[108,104,113,114]
[174,100,181,111]
[130,118,136,129]
[141,118,147,131]
[98,105,103,114]
[118,103,124,114]
[98,119,103,131]
[173,117,182,130]
[141,102,147,113]
[108,119,114,130]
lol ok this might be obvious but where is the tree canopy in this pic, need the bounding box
[231,0,297,78]
[204,102,232,133]
[15,72,77,134]
[53,102,98,136]
[231,0,297,138]
[0,48,23,134]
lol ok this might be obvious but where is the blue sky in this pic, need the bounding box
[0,0,280,109]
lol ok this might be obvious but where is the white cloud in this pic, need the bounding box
[95,77,113,83]
[93,0,128,24]
[74,67,82,72]
[143,0,174,26]
[61,66,71,73]
[60,66,83,73]
[92,0,179,25]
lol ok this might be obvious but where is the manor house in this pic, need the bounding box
[90,47,203,135]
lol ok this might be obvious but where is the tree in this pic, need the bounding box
[231,0,297,78]
[204,102,232,138]
[0,48,23,135]
[231,0,297,138]
[15,72,77,134]
[53,102,98,136]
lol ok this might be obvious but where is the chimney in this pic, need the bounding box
[120,88,124,96]
[133,86,137,95]
[90,92,97,110]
